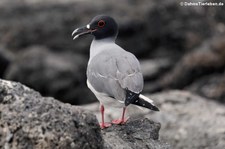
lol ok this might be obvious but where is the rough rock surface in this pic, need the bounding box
[148,91,225,149]
[82,90,225,149]
[0,79,169,149]
[102,119,170,149]
[0,79,103,149]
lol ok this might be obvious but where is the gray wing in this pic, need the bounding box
[87,49,143,101]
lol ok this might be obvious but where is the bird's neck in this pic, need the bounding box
[89,37,116,61]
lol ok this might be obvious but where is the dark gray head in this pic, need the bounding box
[72,15,118,40]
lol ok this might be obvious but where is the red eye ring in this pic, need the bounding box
[98,20,105,28]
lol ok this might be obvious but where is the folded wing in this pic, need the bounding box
[87,49,143,102]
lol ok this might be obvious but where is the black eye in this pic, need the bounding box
[98,20,105,28]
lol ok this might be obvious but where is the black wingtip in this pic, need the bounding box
[125,89,160,111]
[125,89,139,106]
[132,97,160,111]
[152,105,160,112]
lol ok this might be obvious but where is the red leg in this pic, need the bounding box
[99,104,111,129]
[112,107,129,125]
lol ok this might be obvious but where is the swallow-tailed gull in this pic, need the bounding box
[72,15,159,129]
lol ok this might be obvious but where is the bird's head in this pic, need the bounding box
[72,15,118,40]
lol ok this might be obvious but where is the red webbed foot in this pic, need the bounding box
[112,117,129,125]
[99,122,112,129]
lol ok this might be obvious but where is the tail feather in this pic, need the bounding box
[137,94,159,111]
[125,89,159,111]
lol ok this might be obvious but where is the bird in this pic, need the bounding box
[72,15,159,129]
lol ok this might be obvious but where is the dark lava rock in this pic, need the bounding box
[0,79,103,149]
[4,46,95,105]
[140,59,173,81]
[0,79,168,149]
[0,1,89,54]
[146,35,225,95]
[1,0,225,104]
[160,48,225,88]
[187,72,225,103]
[145,1,210,57]
[0,0,223,59]
[102,118,170,149]
[0,46,14,77]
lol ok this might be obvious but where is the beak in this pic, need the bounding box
[71,26,97,40]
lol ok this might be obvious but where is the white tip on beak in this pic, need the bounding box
[73,35,79,40]
[71,28,79,36]
[71,26,96,40]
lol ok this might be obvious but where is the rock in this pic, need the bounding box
[0,79,169,149]
[144,0,210,58]
[160,49,223,88]
[1,0,225,104]
[0,46,14,77]
[0,79,103,149]
[0,0,223,58]
[140,59,173,81]
[187,73,225,103]
[0,1,93,55]
[150,35,225,94]
[81,90,225,149]
[4,46,95,105]
[147,91,225,149]
[102,118,170,149]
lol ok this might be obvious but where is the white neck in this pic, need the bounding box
[89,37,115,61]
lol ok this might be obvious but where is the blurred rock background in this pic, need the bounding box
[0,0,224,148]
[1,0,224,104]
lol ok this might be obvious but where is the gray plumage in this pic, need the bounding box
[87,39,143,103]
[72,15,159,113]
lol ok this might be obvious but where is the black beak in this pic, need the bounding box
[71,26,96,40]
